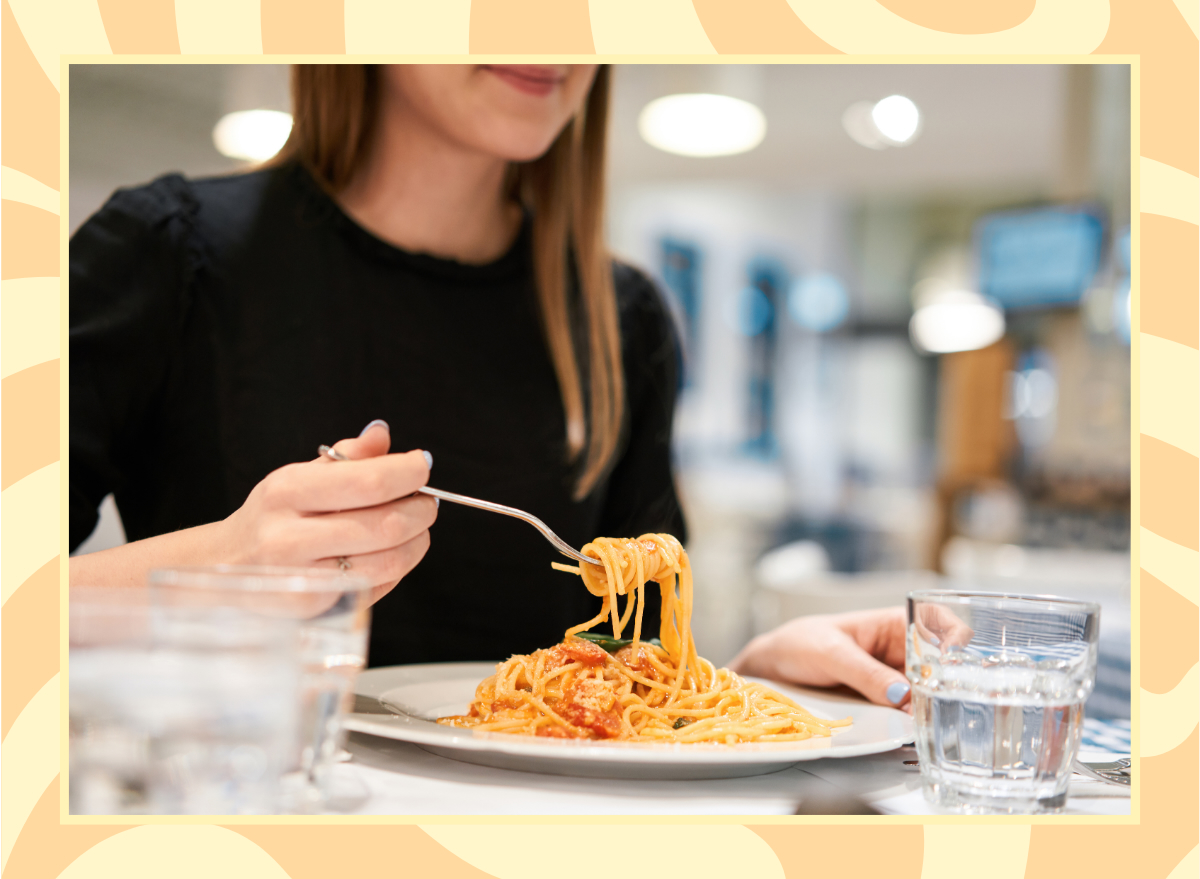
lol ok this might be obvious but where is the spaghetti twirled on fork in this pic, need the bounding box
[438,535,850,743]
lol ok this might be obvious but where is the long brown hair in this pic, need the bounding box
[275,65,623,500]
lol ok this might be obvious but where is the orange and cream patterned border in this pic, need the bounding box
[2,2,1196,877]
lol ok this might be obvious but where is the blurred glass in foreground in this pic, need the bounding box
[149,566,375,813]
[69,586,300,814]
[70,567,374,815]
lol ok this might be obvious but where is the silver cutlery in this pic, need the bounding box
[1073,758,1131,787]
[317,445,602,567]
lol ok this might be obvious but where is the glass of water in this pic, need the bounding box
[906,590,1100,814]
[70,585,300,814]
[70,587,154,814]
[149,566,374,813]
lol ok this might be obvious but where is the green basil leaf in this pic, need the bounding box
[574,631,662,653]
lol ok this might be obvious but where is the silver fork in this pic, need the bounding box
[317,445,602,567]
[1073,759,1131,787]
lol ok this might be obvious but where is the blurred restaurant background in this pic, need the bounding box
[70,63,1132,720]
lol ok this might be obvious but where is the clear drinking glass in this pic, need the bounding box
[906,590,1100,814]
[69,585,300,815]
[148,566,374,812]
[70,587,153,814]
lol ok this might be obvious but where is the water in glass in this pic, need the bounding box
[907,591,1099,814]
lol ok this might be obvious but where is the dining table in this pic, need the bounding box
[330,713,1132,817]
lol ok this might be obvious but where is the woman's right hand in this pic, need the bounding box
[221,420,438,604]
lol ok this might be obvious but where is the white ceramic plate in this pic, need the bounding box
[345,662,914,780]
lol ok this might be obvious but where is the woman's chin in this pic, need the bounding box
[469,124,563,164]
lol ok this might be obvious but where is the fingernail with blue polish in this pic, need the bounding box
[359,419,389,437]
[887,681,910,705]
[422,450,433,470]
[929,635,941,646]
[434,497,440,509]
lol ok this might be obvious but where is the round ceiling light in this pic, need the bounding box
[638,93,767,157]
[909,290,1005,354]
[842,100,887,150]
[843,95,921,149]
[871,95,921,145]
[213,109,293,162]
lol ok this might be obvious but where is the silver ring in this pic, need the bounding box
[319,444,350,462]
[336,556,352,571]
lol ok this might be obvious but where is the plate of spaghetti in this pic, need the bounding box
[345,534,913,779]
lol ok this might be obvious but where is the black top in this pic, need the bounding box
[70,162,686,666]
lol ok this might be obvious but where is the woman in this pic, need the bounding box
[70,64,911,707]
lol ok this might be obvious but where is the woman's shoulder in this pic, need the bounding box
[612,259,661,307]
[76,165,298,249]
[612,259,683,348]
[69,167,310,328]
[612,259,676,330]
[72,173,198,255]
[93,166,256,216]
[611,259,684,399]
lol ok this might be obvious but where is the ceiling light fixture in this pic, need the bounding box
[909,290,1005,354]
[639,93,766,157]
[843,95,922,150]
[871,95,921,145]
[213,109,293,162]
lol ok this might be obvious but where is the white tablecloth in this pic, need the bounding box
[335,732,1130,816]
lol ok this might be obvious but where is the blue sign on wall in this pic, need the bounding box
[976,208,1104,309]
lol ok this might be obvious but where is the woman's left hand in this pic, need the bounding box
[728,607,912,710]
